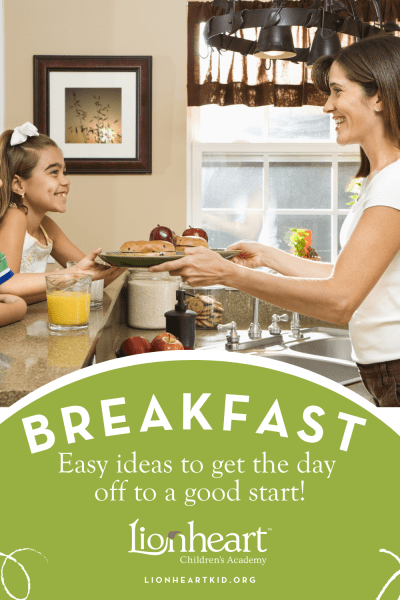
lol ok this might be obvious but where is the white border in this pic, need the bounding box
[50,71,137,159]
[1,352,400,436]
[0,0,4,132]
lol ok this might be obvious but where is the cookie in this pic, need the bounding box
[199,307,213,318]
[187,297,205,314]
[196,318,214,329]
[213,305,224,314]
[198,295,215,305]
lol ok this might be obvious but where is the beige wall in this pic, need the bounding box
[4,0,188,254]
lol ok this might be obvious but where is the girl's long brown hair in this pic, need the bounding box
[0,131,58,219]
[312,35,400,178]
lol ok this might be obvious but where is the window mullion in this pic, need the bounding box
[263,152,269,215]
[192,143,203,227]
[332,152,339,261]
[267,209,334,215]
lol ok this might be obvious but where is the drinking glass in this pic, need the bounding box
[66,261,104,308]
[45,273,92,331]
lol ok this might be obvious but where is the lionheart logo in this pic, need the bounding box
[0,548,47,600]
[129,519,268,555]
[377,549,400,599]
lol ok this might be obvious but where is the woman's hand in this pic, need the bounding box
[65,248,125,285]
[226,241,268,269]
[149,247,236,287]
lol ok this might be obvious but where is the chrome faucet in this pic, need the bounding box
[217,295,287,351]
[217,320,283,351]
[290,312,304,339]
[268,313,289,335]
[217,321,240,350]
[248,297,262,339]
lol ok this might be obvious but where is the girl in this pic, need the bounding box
[149,35,400,407]
[0,122,124,303]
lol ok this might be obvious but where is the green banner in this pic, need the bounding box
[0,354,399,599]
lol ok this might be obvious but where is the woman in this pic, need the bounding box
[149,35,400,407]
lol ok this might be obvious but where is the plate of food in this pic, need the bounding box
[100,251,184,268]
[100,226,241,267]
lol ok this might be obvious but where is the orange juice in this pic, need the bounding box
[47,291,91,326]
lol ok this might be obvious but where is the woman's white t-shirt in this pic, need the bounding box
[340,159,400,365]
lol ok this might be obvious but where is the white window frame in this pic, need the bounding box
[188,141,360,261]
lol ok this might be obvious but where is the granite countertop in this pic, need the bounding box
[0,274,125,406]
[0,274,226,406]
[0,274,372,407]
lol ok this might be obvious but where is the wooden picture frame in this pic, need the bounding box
[33,55,152,174]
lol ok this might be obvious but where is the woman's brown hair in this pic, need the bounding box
[312,35,400,178]
[0,130,58,219]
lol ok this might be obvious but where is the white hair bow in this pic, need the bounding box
[10,122,39,146]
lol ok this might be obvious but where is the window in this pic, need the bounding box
[188,105,360,262]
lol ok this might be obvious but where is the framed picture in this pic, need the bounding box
[33,55,152,174]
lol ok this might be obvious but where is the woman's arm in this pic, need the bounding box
[149,206,400,326]
[227,241,334,278]
[0,206,27,273]
[0,294,27,326]
[262,246,334,278]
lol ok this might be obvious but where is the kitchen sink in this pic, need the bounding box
[253,353,359,384]
[290,337,352,361]
[203,327,361,386]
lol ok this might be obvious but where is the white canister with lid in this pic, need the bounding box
[128,269,180,329]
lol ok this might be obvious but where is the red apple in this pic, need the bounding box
[182,226,208,242]
[119,336,152,356]
[149,225,177,247]
[152,332,177,343]
[151,332,184,352]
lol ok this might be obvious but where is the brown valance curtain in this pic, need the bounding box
[187,0,400,107]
